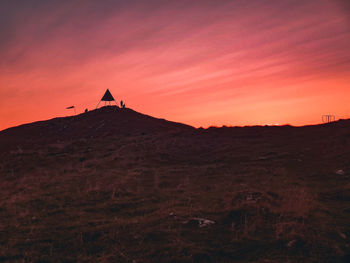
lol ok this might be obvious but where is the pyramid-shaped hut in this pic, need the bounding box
[96,89,117,108]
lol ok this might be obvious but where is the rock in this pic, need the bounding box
[184,217,215,228]
[197,218,215,228]
[286,237,305,249]
[287,239,297,247]
[335,169,345,175]
[339,232,347,239]
[232,191,262,204]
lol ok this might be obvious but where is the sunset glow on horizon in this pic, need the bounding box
[1,0,350,130]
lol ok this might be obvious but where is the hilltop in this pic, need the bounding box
[0,106,193,153]
[0,107,349,262]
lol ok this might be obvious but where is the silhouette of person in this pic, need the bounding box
[85,108,88,113]
[120,100,125,108]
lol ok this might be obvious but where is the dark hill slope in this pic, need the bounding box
[0,106,194,152]
[0,111,350,262]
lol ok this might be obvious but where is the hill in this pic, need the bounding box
[0,106,194,152]
[0,107,349,262]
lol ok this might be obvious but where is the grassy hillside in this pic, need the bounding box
[0,106,349,262]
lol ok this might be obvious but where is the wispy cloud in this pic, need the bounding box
[0,0,349,129]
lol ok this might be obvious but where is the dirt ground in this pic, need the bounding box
[0,106,349,262]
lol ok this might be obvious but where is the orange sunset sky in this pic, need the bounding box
[1,0,349,130]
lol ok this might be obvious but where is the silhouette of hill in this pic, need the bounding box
[0,106,194,152]
[0,107,349,262]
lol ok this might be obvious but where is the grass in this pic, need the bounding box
[0,114,350,262]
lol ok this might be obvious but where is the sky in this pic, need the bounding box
[0,0,350,130]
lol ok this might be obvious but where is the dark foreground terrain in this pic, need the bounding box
[0,106,349,262]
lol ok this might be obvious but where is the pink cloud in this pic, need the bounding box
[0,0,349,130]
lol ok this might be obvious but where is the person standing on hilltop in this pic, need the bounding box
[120,100,126,108]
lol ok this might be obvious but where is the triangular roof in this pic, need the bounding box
[101,89,115,101]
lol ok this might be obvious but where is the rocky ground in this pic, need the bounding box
[0,106,349,262]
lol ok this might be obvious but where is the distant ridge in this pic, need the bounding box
[1,106,350,153]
